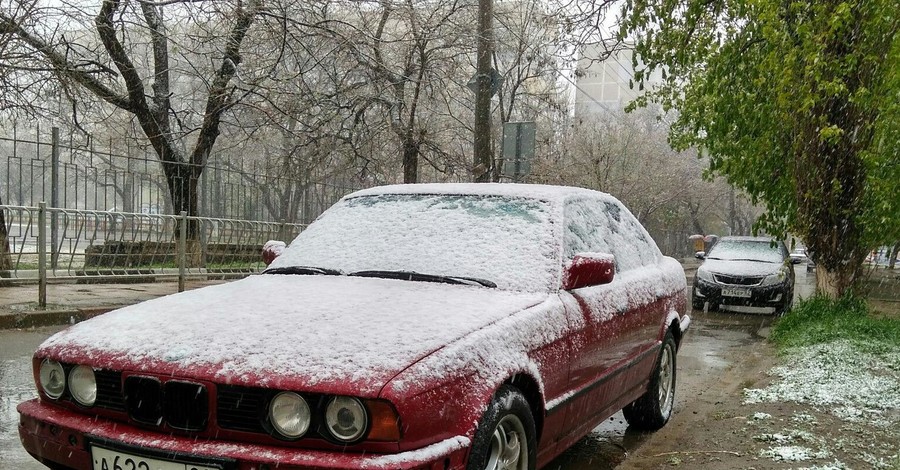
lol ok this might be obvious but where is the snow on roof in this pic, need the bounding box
[345,183,615,204]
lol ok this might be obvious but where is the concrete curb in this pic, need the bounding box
[0,307,117,330]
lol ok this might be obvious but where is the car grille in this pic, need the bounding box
[216,385,267,433]
[94,370,125,412]
[123,376,208,431]
[164,381,209,431]
[713,274,764,286]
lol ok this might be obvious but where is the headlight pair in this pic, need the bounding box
[39,359,97,407]
[269,393,368,443]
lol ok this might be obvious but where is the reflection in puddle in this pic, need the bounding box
[545,413,649,470]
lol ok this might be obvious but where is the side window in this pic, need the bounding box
[563,199,612,262]
[616,207,662,268]
[565,197,662,272]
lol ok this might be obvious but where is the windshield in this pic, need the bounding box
[707,239,784,263]
[269,194,561,291]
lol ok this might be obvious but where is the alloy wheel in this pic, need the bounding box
[485,414,529,470]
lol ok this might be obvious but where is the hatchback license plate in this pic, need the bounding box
[91,446,220,470]
[722,288,751,298]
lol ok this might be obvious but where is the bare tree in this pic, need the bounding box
[1,0,263,249]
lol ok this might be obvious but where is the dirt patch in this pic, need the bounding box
[618,337,900,469]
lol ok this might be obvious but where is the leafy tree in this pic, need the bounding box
[621,0,899,297]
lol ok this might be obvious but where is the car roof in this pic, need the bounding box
[718,236,780,243]
[344,183,616,205]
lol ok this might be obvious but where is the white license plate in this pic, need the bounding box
[91,446,220,470]
[722,287,751,298]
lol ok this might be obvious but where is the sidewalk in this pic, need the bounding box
[0,279,230,329]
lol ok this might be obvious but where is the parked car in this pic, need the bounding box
[692,236,795,315]
[18,184,690,470]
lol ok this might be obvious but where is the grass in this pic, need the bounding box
[771,295,900,353]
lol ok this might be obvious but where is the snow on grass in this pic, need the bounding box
[743,340,900,428]
[760,445,830,461]
[794,461,850,470]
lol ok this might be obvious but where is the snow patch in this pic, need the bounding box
[743,340,900,427]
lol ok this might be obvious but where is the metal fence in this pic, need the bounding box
[0,204,304,306]
[0,125,364,223]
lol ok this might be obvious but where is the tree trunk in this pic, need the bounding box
[889,242,899,270]
[815,263,861,299]
[166,165,202,266]
[402,135,419,184]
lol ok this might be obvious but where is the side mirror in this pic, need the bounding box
[562,253,615,290]
[695,251,706,260]
[262,240,286,266]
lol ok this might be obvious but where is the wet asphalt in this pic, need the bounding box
[0,269,817,469]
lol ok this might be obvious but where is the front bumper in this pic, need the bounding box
[18,399,469,470]
[693,278,788,308]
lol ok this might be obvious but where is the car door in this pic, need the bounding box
[559,198,667,442]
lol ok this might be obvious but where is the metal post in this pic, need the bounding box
[38,202,47,308]
[50,127,60,268]
[178,211,187,292]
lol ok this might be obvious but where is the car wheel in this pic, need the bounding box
[691,295,704,310]
[623,331,677,431]
[467,385,537,470]
[775,291,793,316]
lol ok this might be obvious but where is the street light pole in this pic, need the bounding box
[473,0,494,182]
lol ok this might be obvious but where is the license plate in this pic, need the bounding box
[91,446,220,470]
[722,287,751,298]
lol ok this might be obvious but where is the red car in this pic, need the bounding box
[19,184,690,470]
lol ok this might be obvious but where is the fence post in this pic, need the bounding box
[178,211,187,292]
[38,202,47,308]
[50,127,60,269]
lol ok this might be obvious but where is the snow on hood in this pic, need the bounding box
[38,275,547,395]
[700,258,783,277]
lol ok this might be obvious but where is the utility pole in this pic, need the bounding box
[473,0,494,182]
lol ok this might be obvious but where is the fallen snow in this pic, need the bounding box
[743,340,900,428]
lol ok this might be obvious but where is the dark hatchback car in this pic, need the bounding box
[692,236,795,315]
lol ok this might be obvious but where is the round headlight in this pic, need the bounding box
[268,392,311,439]
[39,359,66,399]
[325,396,368,442]
[69,365,97,407]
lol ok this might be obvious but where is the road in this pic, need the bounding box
[0,269,817,469]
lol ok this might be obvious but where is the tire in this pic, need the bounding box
[775,290,793,316]
[623,332,677,431]
[691,295,704,310]
[467,385,537,470]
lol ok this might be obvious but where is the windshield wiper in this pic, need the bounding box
[348,270,496,288]
[263,266,341,276]
[726,258,777,263]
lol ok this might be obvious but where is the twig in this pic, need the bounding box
[652,450,742,457]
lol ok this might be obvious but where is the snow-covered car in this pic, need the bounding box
[692,236,795,314]
[19,183,690,470]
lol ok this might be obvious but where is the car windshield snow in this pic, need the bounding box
[268,193,560,292]
[707,239,783,263]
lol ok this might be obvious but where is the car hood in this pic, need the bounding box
[37,275,548,396]
[700,258,783,277]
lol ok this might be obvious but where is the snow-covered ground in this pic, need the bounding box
[743,339,900,468]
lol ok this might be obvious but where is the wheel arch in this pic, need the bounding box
[503,373,545,441]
